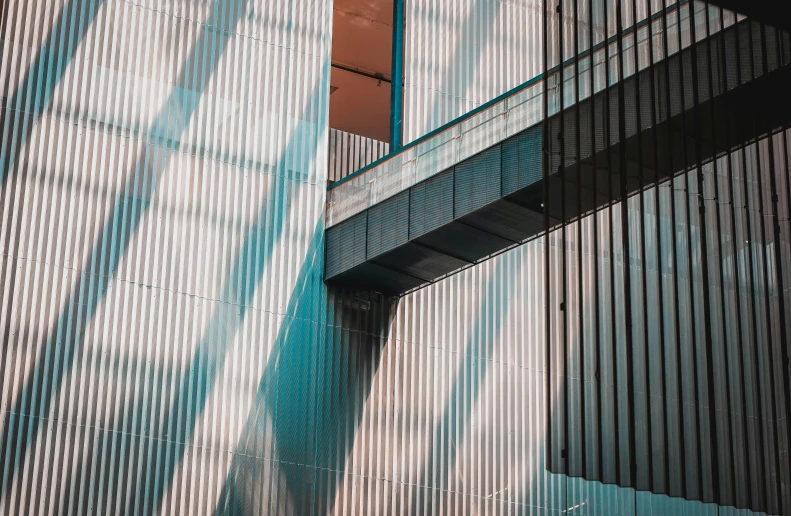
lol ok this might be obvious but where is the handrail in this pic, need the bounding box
[324,0,722,228]
[327,0,690,191]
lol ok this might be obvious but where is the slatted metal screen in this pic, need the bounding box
[543,1,791,514]
[328,129,390,184]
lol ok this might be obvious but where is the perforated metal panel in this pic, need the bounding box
[502,125,544,195]
[366,191,411,259]
[408,169,455,239]
[454,146,502,218]
[325,212,368,278]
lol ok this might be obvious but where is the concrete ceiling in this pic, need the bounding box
[330,0,393,143]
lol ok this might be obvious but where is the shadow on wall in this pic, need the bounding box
[0,0,107,191]
[410,257,514,513]
[423,0,504,139]
[0,0,347,512]
[0,2,110,499]
[0,0,258,504]
[215,286,398,515]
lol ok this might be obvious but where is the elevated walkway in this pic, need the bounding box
[325,13,791,295]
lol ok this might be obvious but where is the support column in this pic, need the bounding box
[390,0,406,150]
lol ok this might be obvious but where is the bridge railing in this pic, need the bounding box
[326,1,730,228]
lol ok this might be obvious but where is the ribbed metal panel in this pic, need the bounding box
[0,0,339,513]
[0,0,786,515]
[408,168,455,239]
[402,0,618,144]
[502,125,543,195]
[328,128,389,183]
[453,145,501,218]
[325,211,368,278]
[402,0,547,143]
[366,191,410,259]
[539,1,791,513]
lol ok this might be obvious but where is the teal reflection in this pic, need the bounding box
[0,0,107,187]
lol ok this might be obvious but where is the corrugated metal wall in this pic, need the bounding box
[402,0,553,143]
[328,128,389,183]
[0,0,341,513]
[0,0,783,515]
[332,233,776,514]
[538,1,790,512]
[389,0,782,514]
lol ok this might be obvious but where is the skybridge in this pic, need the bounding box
[325,12,791,294]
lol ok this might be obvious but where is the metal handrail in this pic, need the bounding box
[326,0,717,227]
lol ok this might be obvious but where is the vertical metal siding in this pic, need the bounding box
[403,0,594,144]
[0,0,338,513]
[394,0,784,514]
[328,128,389,183]
[0,1,787,516]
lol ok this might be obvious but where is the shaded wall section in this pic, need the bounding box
[539,1,791,514]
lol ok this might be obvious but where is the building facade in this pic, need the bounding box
[0,1,789,515]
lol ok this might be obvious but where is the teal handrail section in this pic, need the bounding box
[325,0,718,228]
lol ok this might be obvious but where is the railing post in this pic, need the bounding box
[390,0,406,151]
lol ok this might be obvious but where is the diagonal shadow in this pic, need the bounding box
[213,279,397,515]
[125,84,327,513]
[410,258,512,512]
[0,0,107,434]
[0,0,107,189]
[207,223,327,515]
[117,211,324,514]
[0,0,258,499]
[417,0,505,141]
[135,168,321,513]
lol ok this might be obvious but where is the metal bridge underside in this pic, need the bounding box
[325,20,791,295]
